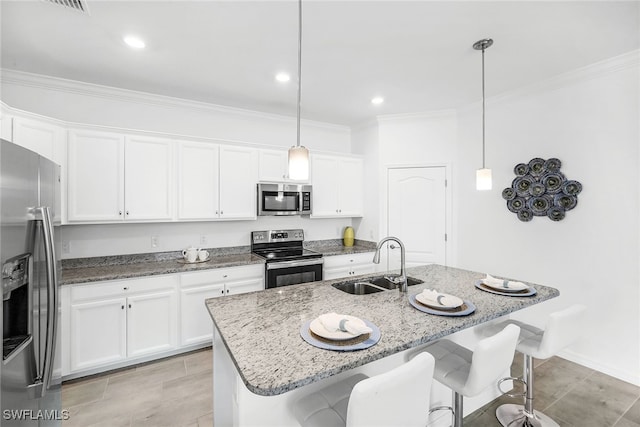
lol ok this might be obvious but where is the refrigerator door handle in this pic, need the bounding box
[35,206,58,398]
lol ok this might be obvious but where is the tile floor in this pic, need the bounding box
[62,348,640,427]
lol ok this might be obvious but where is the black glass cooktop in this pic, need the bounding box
[252,247,322,262]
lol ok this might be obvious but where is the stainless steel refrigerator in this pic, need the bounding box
[1,139,62,426]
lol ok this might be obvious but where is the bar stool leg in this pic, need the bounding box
[496,355,559,427]
[453,390,464,427]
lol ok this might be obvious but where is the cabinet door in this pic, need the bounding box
[67,130,125,222]
[258,149,289,182]
[12,116,65,163]
[180,283,225,346]
[337,158,364,217]
[178,141,220,220]
[322,266,352,280]
[70,298,127,371]
[218,145,258,219]
[225,277,264,296]
[124,136,174,221]
[127,290,178,358]
[310,155,339,217]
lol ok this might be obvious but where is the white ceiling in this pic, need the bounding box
[1,1,638,126]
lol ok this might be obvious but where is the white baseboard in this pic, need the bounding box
[558,349,640,387]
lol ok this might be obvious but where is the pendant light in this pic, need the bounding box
[287,0,309,180]
[473,38,493,191]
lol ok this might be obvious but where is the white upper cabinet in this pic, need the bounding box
[67,129,125,222]
[178,142,257,220]
[12,116,66,165]
[67,130,174,222]
[258,149,289,182]
[178,141,220,220]
[311,154,364,217]
[124,135,174,221]
[218,145,258,219]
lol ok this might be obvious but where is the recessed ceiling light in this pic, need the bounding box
[123,35,145,49]
[371,97,384,105]
[275,73,291,83]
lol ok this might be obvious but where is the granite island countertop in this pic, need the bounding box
[205,264,560,396]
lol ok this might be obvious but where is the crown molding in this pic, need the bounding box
[0,69,349,132]
[458,49,640,114]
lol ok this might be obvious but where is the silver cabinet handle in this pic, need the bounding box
[128,303,132,309]
[220,211,223,215]
[126,211,129,216]
[121,305,125,309]
[119,211,122,216]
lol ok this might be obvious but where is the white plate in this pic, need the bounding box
[481,278,529,292]
[415,292,463,310]
[309,315,368,341]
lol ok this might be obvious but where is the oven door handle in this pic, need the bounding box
[266,258,324,270]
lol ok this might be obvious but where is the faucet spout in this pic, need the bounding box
[372,236,407,293]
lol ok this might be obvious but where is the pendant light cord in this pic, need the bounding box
[296,0,302,148]
[481,46,486,169]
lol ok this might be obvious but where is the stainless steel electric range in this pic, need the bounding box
[251,229,323,289]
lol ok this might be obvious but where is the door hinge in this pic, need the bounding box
[444,179,448,187]
[444,233,448,242]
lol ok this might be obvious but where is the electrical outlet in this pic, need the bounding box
[61,241,70,254]
[151,236,159,248]
[200,235,207,246]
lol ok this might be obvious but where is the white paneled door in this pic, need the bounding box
[387,167,447,268]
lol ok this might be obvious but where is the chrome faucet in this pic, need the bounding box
[372,236,407,293]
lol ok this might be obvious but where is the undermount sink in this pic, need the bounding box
[331,281,386,295]
[331,275,424,295]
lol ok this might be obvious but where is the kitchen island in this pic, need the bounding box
[206,264,559,426]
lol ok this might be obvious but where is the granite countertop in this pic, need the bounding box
[60,240,377,285]
[305,239,377,256]
[60,249,265,285]
[205,264,560,396]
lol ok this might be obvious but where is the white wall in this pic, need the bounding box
[454,52,639,385]
[351,121,380,242]
[61,217,351,258]
[1,70,354,258]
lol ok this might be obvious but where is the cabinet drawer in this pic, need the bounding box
[71,275,178,302]
[323,252,374,269]
[180,264,264,288]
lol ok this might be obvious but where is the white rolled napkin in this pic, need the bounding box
[481,274,528,291]
[420,289,463,308]
[318,313,373,336]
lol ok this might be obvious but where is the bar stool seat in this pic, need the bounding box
[481,304,587,427]
[293,352,435,427]
[411,324,521,427]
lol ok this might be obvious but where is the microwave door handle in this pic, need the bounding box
[35,206,58,398]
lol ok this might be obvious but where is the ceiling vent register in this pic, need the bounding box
[43,0,88,14]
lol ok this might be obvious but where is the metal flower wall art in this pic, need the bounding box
[502,158,582,222]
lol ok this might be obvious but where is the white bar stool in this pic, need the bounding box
[411,324,521,427]
[292,352,435,427]
[482,304,587,427]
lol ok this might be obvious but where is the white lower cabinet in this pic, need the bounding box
[62,264,264,377]
[180,264,263,346]
[66,275,178,374]
[323,252,376,280]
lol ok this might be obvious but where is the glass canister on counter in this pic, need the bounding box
[343,226,354,247]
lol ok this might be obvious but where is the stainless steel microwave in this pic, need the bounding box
[257,183,312,216]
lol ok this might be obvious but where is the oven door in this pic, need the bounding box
[265,258,323,289]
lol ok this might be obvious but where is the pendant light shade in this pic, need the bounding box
[288,145,309,180]
[473,38,493,191]
[287,0,309,180]
[476,168,492,190]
